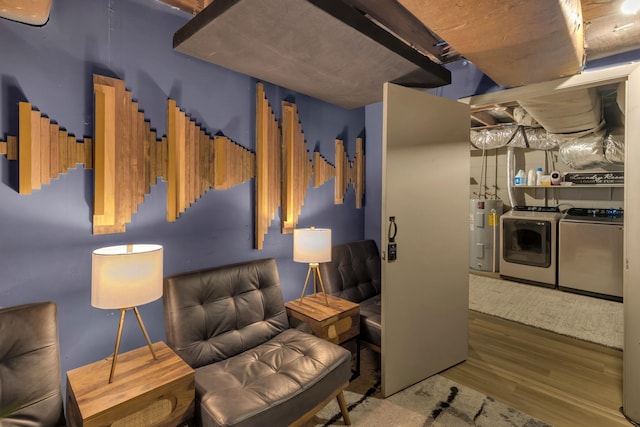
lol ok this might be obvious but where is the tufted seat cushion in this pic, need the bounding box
[358,293,381,348]
[319,240,382,349]
[164,258,351,427]
[196,328,350,426]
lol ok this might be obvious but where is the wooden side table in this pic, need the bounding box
[285,294,360,377]
[66,341,195,427]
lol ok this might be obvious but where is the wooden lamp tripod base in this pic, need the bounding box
[108,306,157,383]
[299,263,330,306]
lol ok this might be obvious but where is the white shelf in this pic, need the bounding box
[515,184,623,188]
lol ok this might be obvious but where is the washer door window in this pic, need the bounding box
[502,219,552,267]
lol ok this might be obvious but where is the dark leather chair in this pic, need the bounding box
[0,302,65,426]
[163,258,352,427]
[319,240,382,351]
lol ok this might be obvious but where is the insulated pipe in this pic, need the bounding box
[490,208,497,273]
[506,146,516,208]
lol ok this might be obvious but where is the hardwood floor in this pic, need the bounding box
[440,310,630,427]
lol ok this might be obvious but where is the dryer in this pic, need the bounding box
[500,206,562,287]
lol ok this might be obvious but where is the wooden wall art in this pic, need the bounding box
[166,100,254,222]
[281,100,313,234]
[335,138,364,208]
[93,75,166,235]
[255,83,281,250]
[0,76,365,248]
[0,136,17,160]
[313,151,335,188]
[15,103,92,195]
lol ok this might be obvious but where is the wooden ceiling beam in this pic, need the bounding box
[471,111,497,127]
[398,0,585,87]
[582,0,620,22]
[0,0,51,25]
[159,0,212,15]
[340,0,455,63]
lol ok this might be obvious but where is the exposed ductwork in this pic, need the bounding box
[517,89,602,134]
[470,85,626,169]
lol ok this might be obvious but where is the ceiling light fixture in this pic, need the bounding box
[613,22,636,32]
[621,0,640,15]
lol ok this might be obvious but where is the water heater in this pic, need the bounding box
[469,199,503,272]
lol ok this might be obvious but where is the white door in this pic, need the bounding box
[381,83,470,396]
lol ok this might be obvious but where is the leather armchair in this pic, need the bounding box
[0,302,65,426]
[319,240,382,351]
[163,258,352,427]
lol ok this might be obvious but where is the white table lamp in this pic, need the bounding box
[293,227,331,305]
[91,244,163,383]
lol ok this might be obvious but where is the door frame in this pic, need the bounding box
[464,62,640,422]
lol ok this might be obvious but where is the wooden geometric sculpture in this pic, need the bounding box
[167,99,204,222]
[213,135,255,190]
[0,136,16,160]
[167,99,255,222]
[255,83,281,249]
[281,100,313,234]
[93,75,166,235]
[1,76,365,244]
[18,102,93,195]
[313,151,335,189]
[253,84,366,247]
[335,138,364,208]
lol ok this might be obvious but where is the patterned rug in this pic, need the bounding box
[305,349,550,427]
[469,273,623,349]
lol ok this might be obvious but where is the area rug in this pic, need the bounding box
[469,273,623,349]
[306,350,550,427]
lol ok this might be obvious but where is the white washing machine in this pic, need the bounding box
[500,206,562,288]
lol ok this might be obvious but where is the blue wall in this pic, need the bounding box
[0,0,365,380]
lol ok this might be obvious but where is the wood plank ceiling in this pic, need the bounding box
[160,0,634,71]
[160,0,637,130]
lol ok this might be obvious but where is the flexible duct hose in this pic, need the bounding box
[506,146,516,207]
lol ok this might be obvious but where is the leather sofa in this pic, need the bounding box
[0,302,66,426]
[319,240,382,351]
[163,258,352,427]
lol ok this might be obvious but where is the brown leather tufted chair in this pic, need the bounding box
[0,301,65,426]
[163,258,352,427]
[318,240,382,352]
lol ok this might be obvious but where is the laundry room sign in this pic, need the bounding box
[563,172,624,185]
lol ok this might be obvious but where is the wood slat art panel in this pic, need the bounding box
[355,137,364,209]
[2,76,365,242]
[17,102,92,195]
[167,100,255,222]
[281,101,312,234]
[313,151,335,188]
[335,137,364,208]
[214,135,254,190]
[93,75,165,235]
[255,83,281,250]
[6,136,17,160]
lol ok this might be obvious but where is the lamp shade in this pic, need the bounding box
[293,228,331,263]
[91,244,163,309]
